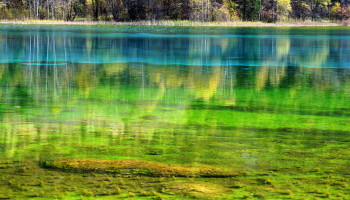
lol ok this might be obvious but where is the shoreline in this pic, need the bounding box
[0,20,348,27]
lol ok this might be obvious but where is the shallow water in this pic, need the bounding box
[0,25,349,199]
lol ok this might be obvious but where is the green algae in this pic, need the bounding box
[41,158,242,177]
[162,182,230,198]
[0,159,349,199]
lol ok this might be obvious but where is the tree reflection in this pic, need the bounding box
[0,28,349,168]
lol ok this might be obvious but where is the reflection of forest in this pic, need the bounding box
[0,61,349,112]
[1,60,350,158]
[0,30,350,161]
[2,30,350,68]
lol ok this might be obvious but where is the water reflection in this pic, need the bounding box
[0,27,349,173]
[1,27,350,68]
[1,61,349,163]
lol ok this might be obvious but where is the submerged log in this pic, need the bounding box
[41,158,243,177]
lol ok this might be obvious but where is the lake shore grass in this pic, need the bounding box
[0,19,349,27]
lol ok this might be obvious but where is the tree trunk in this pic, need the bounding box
[51,0,55,19]
[47,0,49,19]
[93,0,99,21]
[36,0,39,19]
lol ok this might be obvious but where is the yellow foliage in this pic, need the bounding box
[85,0,93,5]
[276,38,291,60]
[190,66,223,101]
[331,2,341,11]
[277,0,292,21]
[256,66,287,90]
[103,63,126,76]
[256,66,269,91]
[330,2,342,19]
[148,66,185,88]
[75,65,97,98]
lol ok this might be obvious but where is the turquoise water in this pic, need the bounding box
[1,26,350,68]
[0,25,350,199]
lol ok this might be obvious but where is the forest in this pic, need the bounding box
[0,0,350,22]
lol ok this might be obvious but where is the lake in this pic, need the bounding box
[0,25,349,199]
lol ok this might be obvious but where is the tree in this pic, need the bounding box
[330,2,350,20]
[64,0,83,21]
[235,0,261,21]
[291,0,311,20]
[277,0,291,20]
[189,0,211,21]
[110,0,123,21]
[51,0,55,19]
[87,0,100,21]
[125,0,146,20]
[305,0,331,20]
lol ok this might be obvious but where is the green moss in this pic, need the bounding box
[1,159,350,199]
[161,182,230,198]
[28,190,45,197]
[81,189,95,196]
[129,192,135,197]
[41,158,242,177]
[0,194,13,199]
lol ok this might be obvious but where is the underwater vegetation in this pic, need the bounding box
[41,158,243,177]
[0,26,350,199]
[0,159,349,199]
